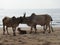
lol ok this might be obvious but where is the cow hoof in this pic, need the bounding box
[13,35,16,36]
[29,32,31,34]
[43,32,45,34]
[3,33,5,35]
[29,32,32,34]
[48,31,51,33]
[34,32,37,34]
[7,33,10,35]
[13,34,16,36]
[52,30,54,32]
[3,34,5,35]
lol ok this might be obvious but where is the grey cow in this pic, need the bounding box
[22,13,53,33]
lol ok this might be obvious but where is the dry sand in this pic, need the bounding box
[0,27,60,45]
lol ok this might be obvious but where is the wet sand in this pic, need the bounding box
[0,27,60,45]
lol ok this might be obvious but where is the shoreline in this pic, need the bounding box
[0,26,60,30]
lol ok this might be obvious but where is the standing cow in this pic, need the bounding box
[21,13,53,33]
[2,16,22,36]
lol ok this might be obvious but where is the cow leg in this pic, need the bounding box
[48,25,51,33]
[51,25,54,32]
[30,26,33,34]
[12,27,16,36]
[6,27,9,35]
[43,25,46,33]
[3,25,5,35]
[34,25,37,33]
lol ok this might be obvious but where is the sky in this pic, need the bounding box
[0,0,60,27]
[0,0,60,9]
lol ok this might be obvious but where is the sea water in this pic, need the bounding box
[0,9,60,27]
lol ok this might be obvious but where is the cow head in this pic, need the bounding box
[21,13,30,24]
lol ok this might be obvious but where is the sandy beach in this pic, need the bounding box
[0,27,60,45]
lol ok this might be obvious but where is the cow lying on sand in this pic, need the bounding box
[17,28,27,34]
[2,16,22,36]
[21,13,53,33]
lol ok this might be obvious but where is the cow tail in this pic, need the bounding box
[50,19,54,32]
[50,18,53,27]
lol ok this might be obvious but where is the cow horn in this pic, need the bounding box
[23,13,26,17]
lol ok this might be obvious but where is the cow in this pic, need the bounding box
[2,16,23,36]
[21,13,53,33]
[17,28,27,34]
